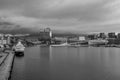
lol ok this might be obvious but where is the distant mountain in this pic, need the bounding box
[0,21,35,34]
[0,21,87,36]
[0,27,34,34]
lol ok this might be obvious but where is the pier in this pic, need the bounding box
[0,51,14,80]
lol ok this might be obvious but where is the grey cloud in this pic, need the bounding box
[20,0,111,23]
[0,0,113,22]
[0,0,119,32]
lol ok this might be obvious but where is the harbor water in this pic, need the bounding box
[10,46,120,80]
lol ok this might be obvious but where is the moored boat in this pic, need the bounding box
[13,41,25,56]
[51,42,71,47]
[88,39,108,46]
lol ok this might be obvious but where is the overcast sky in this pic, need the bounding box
[0,0,120,32]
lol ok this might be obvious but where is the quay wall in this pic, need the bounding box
[0,52,15,80]
[0,53,8,67]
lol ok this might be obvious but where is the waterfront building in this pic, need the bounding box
[107,33,120,44]
[87,34,98,40]
[0,34,13,45]
[108,32,116,38]
[79,36,86,41]
[39,28,52,44]
[0,34,4,45]
[39,28,52,38]
[107,32,117,44]
[54,37,67,41]
[98,33,106,39]
[5,34,13,45]
[117,33,120,39]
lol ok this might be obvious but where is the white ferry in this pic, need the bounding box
[88,39,108,46]
[13,41,25,56]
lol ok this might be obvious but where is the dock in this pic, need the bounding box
[0,51,15,80]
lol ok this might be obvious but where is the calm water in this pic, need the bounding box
[11,46,120,80]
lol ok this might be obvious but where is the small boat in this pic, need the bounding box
[13,41,25,56]
[51,42,71,47]
[51,38,71,47]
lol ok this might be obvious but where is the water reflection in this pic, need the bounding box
[39,46,50,60]
[11,46,120,80]
[49,47,120,80]
[10,57,26,80]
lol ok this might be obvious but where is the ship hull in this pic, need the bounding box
[13,41,25,56]
[88,40,108,46]
[15,51,24,56]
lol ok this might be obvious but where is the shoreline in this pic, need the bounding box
[0,51,15,80]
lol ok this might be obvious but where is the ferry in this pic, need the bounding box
[13,41,25,56]
[88,39,108,46]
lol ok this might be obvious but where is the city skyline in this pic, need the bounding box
[0,0,120,32]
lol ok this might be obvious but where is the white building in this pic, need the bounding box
[0,34,12,45]
[79,36,86,41]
